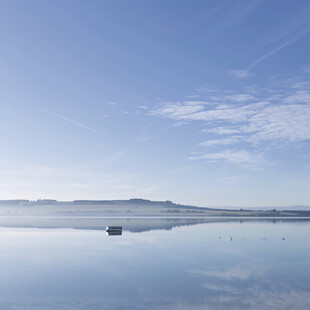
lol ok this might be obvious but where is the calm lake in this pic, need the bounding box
[0,218,309,309]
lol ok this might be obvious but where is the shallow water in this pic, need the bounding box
[0,218,309,309]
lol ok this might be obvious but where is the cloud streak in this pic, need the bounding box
[246,33,307,71]
[38,106,108,137]
[231,22,310,77]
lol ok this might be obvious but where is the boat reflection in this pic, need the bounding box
[106,230,122,236]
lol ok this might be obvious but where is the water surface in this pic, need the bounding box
[0,218,309,309]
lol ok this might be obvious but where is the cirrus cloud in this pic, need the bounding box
[148,74,310,165]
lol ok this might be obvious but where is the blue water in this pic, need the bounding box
[0,218,309,309]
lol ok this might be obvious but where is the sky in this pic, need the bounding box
[1,0,310,207]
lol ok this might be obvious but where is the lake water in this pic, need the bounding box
[0,218,309,309]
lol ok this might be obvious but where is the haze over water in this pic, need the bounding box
[1,218,309,309]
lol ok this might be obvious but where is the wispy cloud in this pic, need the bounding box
[151,98,268,124]
[204,127,240,135]
[151,84,310,144]
[199,136,243,147]
[150,101,205,119]
[186,95,200,99]
[225,94,255,102]
[189,150,263,165]
[303,65,310,73]
[244,103,310,143]
[283,90,310,104]
[149,75,310,165]
[229,70,252,78]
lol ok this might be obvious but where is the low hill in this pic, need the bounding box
[0,199,309,217]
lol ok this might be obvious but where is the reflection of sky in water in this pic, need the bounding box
[0,221,310,309]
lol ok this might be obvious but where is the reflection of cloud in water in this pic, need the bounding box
[146,290,310,310]
[186,262,310,310]
[0,220,309,310]
[189,264,264,281]
[208,290,310,310]
[3,290,310,310]
[200,282,240,293]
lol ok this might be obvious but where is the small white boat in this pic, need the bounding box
[106,226,122,232]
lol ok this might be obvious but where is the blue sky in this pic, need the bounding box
[1,0,310,207]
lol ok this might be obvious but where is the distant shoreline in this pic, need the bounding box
[0,199,309,217]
